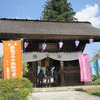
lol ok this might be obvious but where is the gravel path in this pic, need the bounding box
[29,91,100,100]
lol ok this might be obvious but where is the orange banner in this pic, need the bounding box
[3,40,22,79]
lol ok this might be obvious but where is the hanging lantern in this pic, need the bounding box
[75,39,80,48]
[42,43,47,51]
[59,41,63,50]
[24,42,29,48]
[89,38,94,44]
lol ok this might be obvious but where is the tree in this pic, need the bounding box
[41,0,77,21]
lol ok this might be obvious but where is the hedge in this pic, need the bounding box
[0,78,33,100]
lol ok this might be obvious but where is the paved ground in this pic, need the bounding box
[29,91,100,100]
[29,85,100,100]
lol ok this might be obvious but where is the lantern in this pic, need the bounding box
[59,41,63,50]
[42,43,47,51]
[75,39,80,48]
[89,38,94,44]
[24,42,29,48]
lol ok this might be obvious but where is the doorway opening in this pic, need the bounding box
[37,58,61,87]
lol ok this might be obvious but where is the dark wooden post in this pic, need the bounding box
[32,62,37,87]
[60,61,64,86]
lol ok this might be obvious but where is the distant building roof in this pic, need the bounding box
[0,18,100,40]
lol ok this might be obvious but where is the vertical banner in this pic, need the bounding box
[78,54,91,82]
[3,40,22,79]
[97,59,100,76]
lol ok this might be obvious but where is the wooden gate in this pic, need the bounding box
[63,60,84,85]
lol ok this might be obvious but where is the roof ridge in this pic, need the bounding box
[0,18,91,24]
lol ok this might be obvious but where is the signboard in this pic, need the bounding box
[3,40,22,79]
[38,43,57,52]
[78,54,91,82]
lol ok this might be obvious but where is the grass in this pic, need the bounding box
[75,86,100,97]
[85,87,100,97]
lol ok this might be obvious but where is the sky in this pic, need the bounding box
[0,0,100,28]
[0,0,100,58]
[83,42,100,61]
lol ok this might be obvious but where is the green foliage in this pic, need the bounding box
[0,78,33,100]
[93,78,100,85]
[91,91,100,97]
[85,87,100,97]
[92,75,98,81]
[23,61,29,75]
[85,76,100,85]
[41,0,77,21]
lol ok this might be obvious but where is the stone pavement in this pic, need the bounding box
[29,85,100,100]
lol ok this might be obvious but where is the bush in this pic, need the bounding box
[92,75,98,81]
[0,78,33,100]
[91,91,100,97]
[93,78,100,85]
[85,87,100,97]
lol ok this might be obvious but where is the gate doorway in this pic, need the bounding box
[37,58,61,87]
[24,59,83,87]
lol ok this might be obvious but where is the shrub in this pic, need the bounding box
[91,92,100,96]
[92,75,98,81]
[93,78,100,85]
[0,78,33,100]
[85,87,100,97]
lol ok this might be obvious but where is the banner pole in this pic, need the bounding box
[21,38,24,78]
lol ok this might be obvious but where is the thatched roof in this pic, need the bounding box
[0,18,100,40]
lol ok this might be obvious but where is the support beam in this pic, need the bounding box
[60,61,64,86]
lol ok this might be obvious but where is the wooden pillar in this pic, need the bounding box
[60,61,64,86]
[31,62,37,86]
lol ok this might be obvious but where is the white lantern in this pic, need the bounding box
[42,43,47,51]
[75,39,80,48]
[89,38,94,44]
[59,41,63,49]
